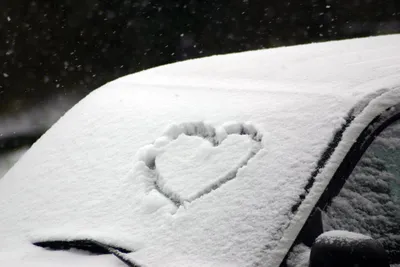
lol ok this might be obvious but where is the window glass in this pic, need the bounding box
[322,120,400,262]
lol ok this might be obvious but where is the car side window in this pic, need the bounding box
[321,120,400,263]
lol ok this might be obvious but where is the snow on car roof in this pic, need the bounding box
[0,34,399,267]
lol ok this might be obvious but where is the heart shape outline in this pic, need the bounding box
[135,121,264,207]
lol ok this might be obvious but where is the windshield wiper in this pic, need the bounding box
[34,239,142,267]
[90,240,142,267]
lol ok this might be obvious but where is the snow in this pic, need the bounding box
[286,231,372,267]
[0,247,127,267]
[0,35,399,267]
[136,121,263,203]
[318,230,372,243]
[322,120,400,259]
[273,88,400,267]
[286,243,310,267]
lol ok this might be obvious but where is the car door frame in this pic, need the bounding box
[281,101,400,266]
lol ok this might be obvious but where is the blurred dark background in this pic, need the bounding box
[0,0,399,119]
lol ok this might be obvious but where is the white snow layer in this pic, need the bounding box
[318,230,372,242]
[136,121,263,204]
[0,34,399,267]
[322,120,400,258]
[286,243,310,267]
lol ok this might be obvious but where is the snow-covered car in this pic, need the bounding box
[0,34,399,267]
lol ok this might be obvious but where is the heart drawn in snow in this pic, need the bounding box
[135,121,264,207]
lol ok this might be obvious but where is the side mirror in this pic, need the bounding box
[309,230,389,267]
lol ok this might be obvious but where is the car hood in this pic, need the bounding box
[0,34,400,267]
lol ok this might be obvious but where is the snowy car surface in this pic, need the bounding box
[0,34,400,267]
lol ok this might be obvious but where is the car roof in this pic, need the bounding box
[121,34,400,97]
[0,35,399,267]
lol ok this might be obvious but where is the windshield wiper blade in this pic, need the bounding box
[90,240,142,267]
[34,239,142,267]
